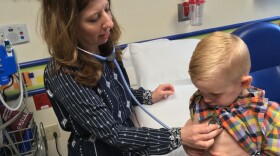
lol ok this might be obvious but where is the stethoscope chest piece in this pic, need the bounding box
[208,106,222,126]
[208,116,220,125]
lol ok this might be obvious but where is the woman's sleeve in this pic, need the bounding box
[130,87,153,105]
[44,67,181,155]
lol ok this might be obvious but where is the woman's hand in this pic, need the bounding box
[183,145,205,156]
[151,84,175,103]
[181,119,222,149]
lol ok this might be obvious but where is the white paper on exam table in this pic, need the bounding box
[131,80,197,156]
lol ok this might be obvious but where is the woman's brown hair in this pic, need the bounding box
[40,0,121,87]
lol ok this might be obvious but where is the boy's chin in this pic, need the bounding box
[208,103,230,107]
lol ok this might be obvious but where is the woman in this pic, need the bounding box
[40,0,222,155]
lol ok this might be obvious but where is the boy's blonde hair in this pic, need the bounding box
[189,31,251,84]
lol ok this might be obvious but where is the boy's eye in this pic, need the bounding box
[211,93,221,97]
[200,90,221,98]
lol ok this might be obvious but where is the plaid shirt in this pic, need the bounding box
[189,87,280,156]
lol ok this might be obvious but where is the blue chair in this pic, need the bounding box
[232,22,280,103]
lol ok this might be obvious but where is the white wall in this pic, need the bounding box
[0,0,279,156]
[111,0,280,44]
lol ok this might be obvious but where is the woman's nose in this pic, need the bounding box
[102,12,114,29]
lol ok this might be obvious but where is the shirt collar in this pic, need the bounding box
[189,86,265,122]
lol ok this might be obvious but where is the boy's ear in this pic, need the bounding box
[241,75,252,88]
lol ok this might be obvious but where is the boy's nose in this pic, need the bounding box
[203,96,213,103]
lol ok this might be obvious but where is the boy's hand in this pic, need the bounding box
[181,119,222,149]
[151,84,175,103]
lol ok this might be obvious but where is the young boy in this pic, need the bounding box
[184,31,280,156]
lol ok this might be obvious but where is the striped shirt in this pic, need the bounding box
[44,59,181,156]
[189,87,280,155]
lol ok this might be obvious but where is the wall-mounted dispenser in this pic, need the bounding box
[178,2,190,22]
[178,0,205,26]
[189,0,205,26]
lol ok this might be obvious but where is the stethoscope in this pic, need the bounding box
[77,46,169,129]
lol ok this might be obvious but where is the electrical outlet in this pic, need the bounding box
[44,124,61,140]
[0,29,4,45]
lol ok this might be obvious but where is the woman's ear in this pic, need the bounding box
[241,75,252,89]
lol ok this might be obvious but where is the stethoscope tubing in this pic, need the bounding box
[77,47,169,129]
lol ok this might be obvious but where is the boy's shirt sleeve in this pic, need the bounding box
[189,90,200,120]
[262,101,280,155]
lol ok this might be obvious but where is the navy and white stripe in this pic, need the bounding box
[44,59,181,156]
